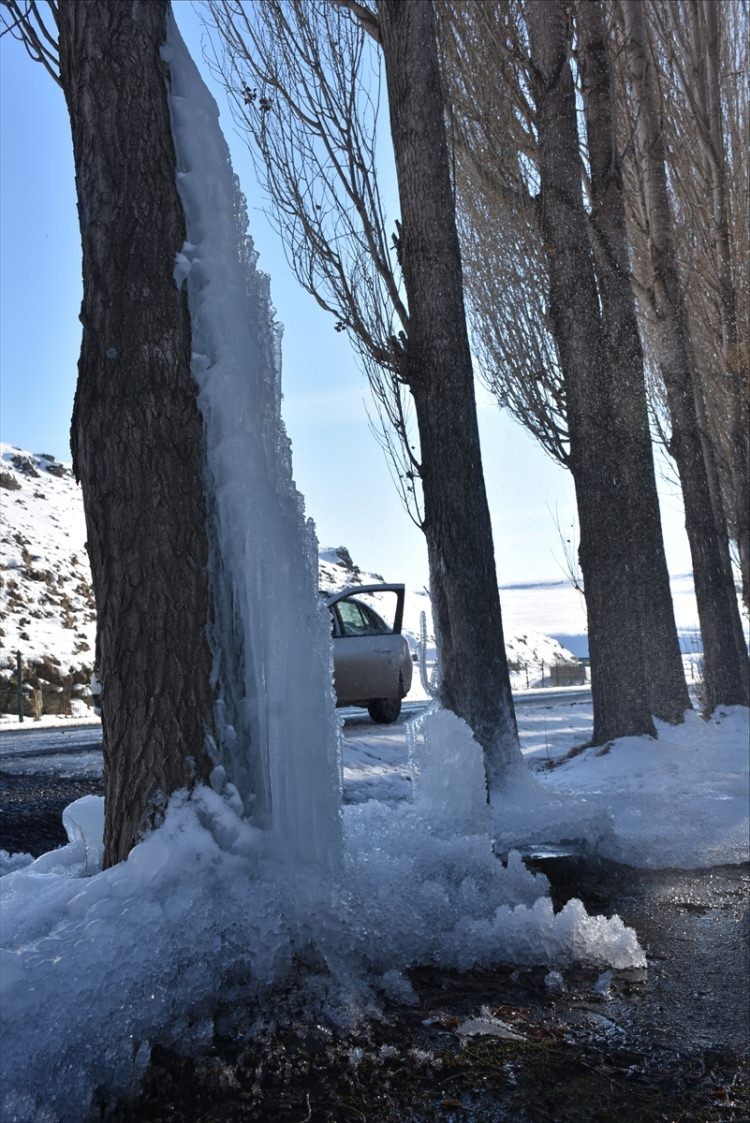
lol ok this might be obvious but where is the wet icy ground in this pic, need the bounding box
[2,701,747,1122]
[106,858,748,1122]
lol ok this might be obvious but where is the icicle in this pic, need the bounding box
[164,14,341,869]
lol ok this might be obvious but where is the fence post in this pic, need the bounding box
[16,650,24,723]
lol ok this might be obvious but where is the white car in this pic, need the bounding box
[326,584,413,723]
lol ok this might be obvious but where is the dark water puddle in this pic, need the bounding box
[531,854,750,1057]
[0,771,104,856]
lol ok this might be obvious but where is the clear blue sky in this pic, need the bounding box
[0,2,692,592]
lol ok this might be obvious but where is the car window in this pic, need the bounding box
[337,598,390,637]
[360,603,391,635]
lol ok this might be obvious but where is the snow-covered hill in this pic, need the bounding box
[0,444,579,716]
[0,446,95,715]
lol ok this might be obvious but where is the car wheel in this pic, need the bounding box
[367,697,401,724]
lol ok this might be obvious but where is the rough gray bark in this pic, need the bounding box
[576,0,689,723]
[58,0,217,866]
[527,0,656,744]
[701,0,750,612]
[377,0,521,784]
[621,0,748,711]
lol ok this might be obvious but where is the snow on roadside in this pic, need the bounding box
[493,706,750,870]
[0,711,100,730]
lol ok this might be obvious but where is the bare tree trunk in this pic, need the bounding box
[621,0,748,711]
[701,0,750,611]
[377,0,521,785]
[59,0,217,865]
[577,0,689,723]
[527,0,656,745]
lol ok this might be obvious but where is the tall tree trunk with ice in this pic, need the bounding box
[377,0,521,787]
[53,0,343,867]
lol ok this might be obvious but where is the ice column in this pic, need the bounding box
[163,17,342,868]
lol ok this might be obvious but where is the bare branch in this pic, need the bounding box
[0,0,61,86]
[437,0,570,464]
[330,0,379,43]
[612,0,749,556]
[204,0,424,521]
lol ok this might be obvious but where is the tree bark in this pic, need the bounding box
[527,0,657,745]
[576,0,689,723]
[621,0,748,711]
[701,0,750,612]
[58,0,217,865]
[377,0,521,786]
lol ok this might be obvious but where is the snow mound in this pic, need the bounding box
[494,707,750,869]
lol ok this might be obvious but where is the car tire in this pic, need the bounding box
[367,698,401,724]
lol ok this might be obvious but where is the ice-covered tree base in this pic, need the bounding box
[0,709,645,1122]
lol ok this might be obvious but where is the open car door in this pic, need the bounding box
[326,585,408,710]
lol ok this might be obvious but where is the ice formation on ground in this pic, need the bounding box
[1,714,644,1123]
[0,850,32,877]
[3,702,746,1118]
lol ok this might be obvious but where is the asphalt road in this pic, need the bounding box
[0,687,591,767]
[0,690,593,856]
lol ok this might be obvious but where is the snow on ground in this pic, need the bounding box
[0,710,100,731]
[493,705,750,870]
[2,700,747,1120]
[497,573,748,662]
[2,696,746,871]
[0,714,645,1123]
[341,700,750,871]
[498,580,590,659]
